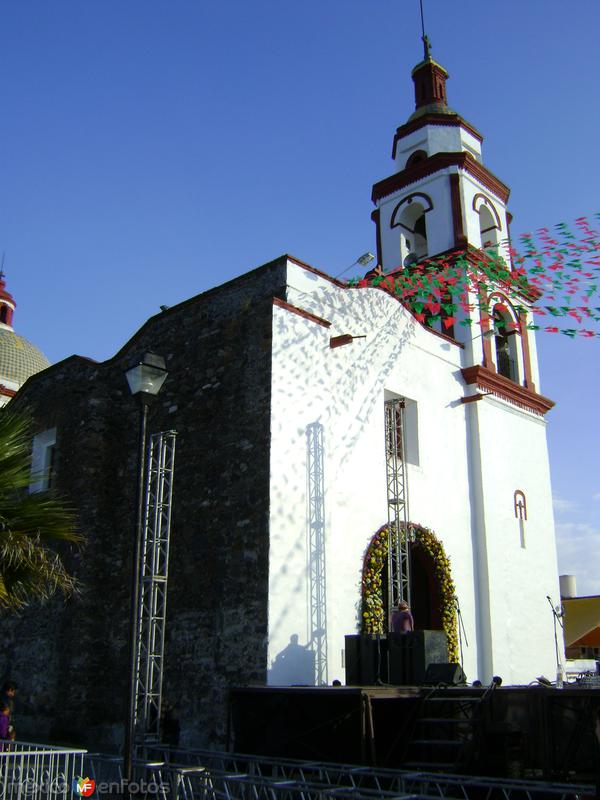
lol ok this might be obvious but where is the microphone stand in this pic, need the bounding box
[375,631,385,685]
[546,595,564,673]
[455,596,468,673]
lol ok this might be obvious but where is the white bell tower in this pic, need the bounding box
[369,38,559,682]
[370,38,544,398]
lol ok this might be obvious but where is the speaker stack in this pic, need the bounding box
[345,630,450,685]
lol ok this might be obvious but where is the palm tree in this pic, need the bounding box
[0,410,82,610]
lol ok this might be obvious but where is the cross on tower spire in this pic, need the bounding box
[418,0,431,59]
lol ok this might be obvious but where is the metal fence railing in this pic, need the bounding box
[0,741,87,800]
[85,748,594,800]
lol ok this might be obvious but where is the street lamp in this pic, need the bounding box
[123,352,168,789]
[333,252,375,280]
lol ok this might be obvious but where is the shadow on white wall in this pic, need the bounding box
[267,634,315,685]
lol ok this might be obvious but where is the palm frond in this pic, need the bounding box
[0,409,84,611]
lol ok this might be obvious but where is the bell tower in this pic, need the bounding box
[365,33,558,684]
[371,37,512,269]
[0,269,16,329]
[370,38,543,395]
[0,270,50,407]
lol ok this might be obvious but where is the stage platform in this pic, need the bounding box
[229,683,599,782]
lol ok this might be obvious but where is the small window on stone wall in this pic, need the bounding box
[30,427,57,493]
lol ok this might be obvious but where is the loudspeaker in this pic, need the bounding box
[344,635,388,684]
[388,630,448,685]
[345,632,451,686]
[344,635,362,685]
[424,662,466,686]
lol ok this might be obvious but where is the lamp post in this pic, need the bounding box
[123,352,168,788]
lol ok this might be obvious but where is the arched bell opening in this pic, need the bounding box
[390,193,433,269]
[479,205,500,251]
[473,194,502,256]
[492,305,520,383]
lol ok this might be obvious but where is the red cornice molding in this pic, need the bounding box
[372,151,510,205]
[272,297,331,329]
[392,114,483,160]
[461,365,554,416]
[0,384,16,397]
[285,255,347,288]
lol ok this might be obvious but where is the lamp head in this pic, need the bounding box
[357,252,375,267]
[125,352,168,399]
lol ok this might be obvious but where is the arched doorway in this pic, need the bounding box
[410,540,443,630]
[360,522,459,662]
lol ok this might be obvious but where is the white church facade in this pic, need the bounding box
[267,43,560,687]
[6,41,562,746]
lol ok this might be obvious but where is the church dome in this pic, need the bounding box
[0,328,50,385]
[0,272,50,403]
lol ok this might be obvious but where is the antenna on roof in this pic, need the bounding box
[0,252,5,281]
[419,0,432,59]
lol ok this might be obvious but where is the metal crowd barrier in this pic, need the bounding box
[0,740,87,800]
[85,748,594,800]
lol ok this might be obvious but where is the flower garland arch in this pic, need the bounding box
[361,522,459,662]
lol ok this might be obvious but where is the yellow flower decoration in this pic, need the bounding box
[360,522,459,662]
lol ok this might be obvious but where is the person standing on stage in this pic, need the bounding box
[391,600,414,633]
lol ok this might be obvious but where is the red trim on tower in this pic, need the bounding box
[472,193,502,230]
[450,174,467,248]
[412,59,449,109]
[519,311,535,391]
[371,209,383,266]
[0,274,16,328]
[479,294,494,370]
[373,151,510,205]
[461,365,554,415]
[0,385,16,398]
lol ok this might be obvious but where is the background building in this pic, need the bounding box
[0,272,49,406]
[561,574,600,661]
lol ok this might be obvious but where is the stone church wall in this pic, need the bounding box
[5,257,288,749]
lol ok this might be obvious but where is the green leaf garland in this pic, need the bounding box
[361,522,459,663]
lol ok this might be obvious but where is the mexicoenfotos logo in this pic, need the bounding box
[72,777,96,797]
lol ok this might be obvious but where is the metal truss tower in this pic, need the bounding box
[307,422,328,685]
[384,399,411,621]
[134,430,177,745]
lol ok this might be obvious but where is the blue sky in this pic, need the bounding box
[1,1,599,594]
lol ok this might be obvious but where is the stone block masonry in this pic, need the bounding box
[5,257,288,749]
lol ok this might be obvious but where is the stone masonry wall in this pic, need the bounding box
[4,257,288,749]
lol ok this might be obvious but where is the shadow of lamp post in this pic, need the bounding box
[123,352,168,788]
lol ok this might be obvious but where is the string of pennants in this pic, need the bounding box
[346,214,600,339]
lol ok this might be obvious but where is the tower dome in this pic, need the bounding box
[0,271,50,406]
